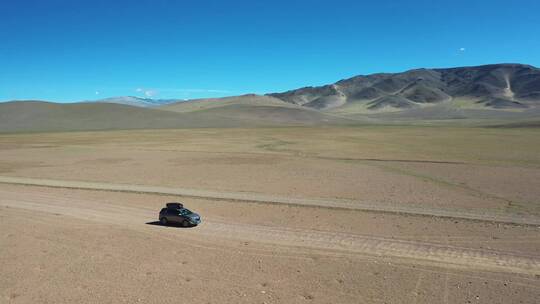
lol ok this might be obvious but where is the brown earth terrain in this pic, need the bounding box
[1,126,539,303]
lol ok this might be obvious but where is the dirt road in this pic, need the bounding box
[1,186,539,276]
[2,184,540,303]
[1,175,538,226]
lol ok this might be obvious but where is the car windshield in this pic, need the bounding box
[178,208,192,216]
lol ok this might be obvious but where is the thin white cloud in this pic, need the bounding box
[134,87,231,98]
[134,87,158,97]
[144,90,157,97]
[160,88,231,94]
[95,91,100,95]
[459,47,466,52]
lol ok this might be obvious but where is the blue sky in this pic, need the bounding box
[1,0,539,102]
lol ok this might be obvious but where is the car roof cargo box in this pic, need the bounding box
[166,202,183,209]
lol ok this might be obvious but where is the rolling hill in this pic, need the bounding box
[0,100,351,133]
[160,94,298,112]
[0,101,206,132]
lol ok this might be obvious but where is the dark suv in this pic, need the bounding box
[159,202,201,227]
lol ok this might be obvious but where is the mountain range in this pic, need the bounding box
[1,64,539,132]
[93,63,540,112]
[269,63,540,112]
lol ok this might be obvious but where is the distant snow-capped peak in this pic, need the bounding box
[94,96,180,107]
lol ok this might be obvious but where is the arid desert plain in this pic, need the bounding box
[1,125,539,303]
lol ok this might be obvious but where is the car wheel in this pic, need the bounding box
[182,220,190,227]
[160,217,168,225]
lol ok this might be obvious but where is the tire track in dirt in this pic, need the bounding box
[0,175,539,225]
[203,221,540,275]
[1,190,539,276]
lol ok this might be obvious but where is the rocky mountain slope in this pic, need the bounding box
[268,64,540,111]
